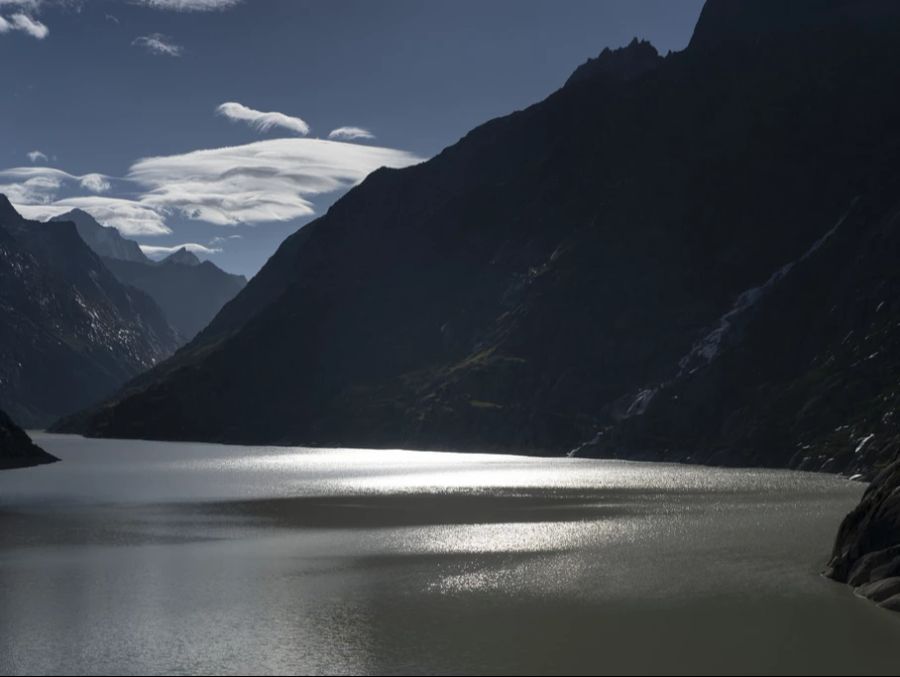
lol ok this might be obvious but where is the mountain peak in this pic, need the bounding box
[565,37,661,87]
[52,209,150,264]
[163,247,202,266]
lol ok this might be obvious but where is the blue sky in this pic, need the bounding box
[0,0,704,277]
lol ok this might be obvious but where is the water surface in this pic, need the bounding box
[0,434,897,675]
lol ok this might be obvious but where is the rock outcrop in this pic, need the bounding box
[0,408,58,469]
[826,456,900,611]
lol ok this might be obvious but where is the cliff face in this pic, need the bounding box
[53,2,900,480]
[0,409,57,470]
[827,457,900,611]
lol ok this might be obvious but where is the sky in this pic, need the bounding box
[0,0,705,277]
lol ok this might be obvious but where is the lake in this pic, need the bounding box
[0,433,898,675]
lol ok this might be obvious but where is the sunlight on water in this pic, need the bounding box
[0,434,898,675]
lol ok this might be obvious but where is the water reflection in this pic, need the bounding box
[0,434,898,675]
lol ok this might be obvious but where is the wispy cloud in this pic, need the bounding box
[129,137,423,226]
[26,150,47,163]
[3,115,424,240]
[140,242,222,259]
[328,126,375,141]
[0,167,168,236]
[133,33,182,57]
[14,197,172,236]
[0,167,110,204]
[134,0,242,11]
[0,10,48,39]
[216,102,310,136]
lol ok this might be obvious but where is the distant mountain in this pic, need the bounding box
[0,197,179,427]
[55,0,900,479]
[0,409,57,470]
[52,209,150,263]
[51,210,247,342]
[162,247,201,267]
[103,247,247,341]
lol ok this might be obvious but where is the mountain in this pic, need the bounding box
[51,210,247,341]
[0,197,179,427]
[162,247,201,266]
[102,248,247,341]
[0,408,57,470]
[826,454,900,611]
[52,209,150,263]
[54,1,900,478]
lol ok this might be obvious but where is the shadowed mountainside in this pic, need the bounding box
[102,248,247,341]
[55,1,900,480]
[0,198,179,427]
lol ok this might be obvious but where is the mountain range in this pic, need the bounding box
[54,1,900,483]
[0,197,179,427]
[54,210,247,341]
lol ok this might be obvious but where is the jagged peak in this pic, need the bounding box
[564,37,661,88]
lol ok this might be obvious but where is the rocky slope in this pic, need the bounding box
[0,198,179,427]
[53,210,247,341]
[103,248,247,341]
[51,209,150,264]
[826,455,900,611]
[54,1,900,480]
[0,408,57,470]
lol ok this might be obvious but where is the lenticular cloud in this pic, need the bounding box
[128,137,423,226]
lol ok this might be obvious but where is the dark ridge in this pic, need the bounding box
[565,38,662,87]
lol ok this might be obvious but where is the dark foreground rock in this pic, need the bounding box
[826,456,900,610]
[0,409,58,470]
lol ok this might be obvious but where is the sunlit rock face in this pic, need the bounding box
[827,456,900,611]
[54,1,900,478]
[0,409,57,470]
[0,197,179,427]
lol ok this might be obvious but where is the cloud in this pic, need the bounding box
[0,11,48,39]
[15,197,172,236]
[209,233,242,246]
[9,12,46,37]
[140,242,222,259]
[26,150,47,163]
[2,132,423,240]
[79,173,111,193]
[134,0,242,11]
[133,33,182,56]
[129,137,423,226]
[0,167,111,202]
[328,126,375,141]
[0,166,167,236]
[216,102,310,136]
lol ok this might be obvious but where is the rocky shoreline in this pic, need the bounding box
[826,455,900,611]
